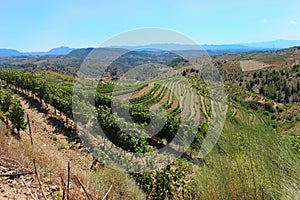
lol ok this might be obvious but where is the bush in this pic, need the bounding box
[248,101,260,110]
[132,159,192,199]
[286,114,293,121]
[276,106,283,113]
[8,97,27,134]
[264,103,275,113]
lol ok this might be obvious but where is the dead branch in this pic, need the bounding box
[21,176,38,200]
[102,185,112,200]
[74,175,93,200]
[33,159,47,199]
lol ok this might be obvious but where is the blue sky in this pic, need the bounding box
[0,0,299,51]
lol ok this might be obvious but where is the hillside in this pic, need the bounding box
[0,84,145,199]
[0,46,299,199]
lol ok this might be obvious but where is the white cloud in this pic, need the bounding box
[290,20,297,25]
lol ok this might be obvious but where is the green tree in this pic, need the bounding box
[8,97,27,134]
[1,89,12,122]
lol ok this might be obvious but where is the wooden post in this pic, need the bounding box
[27,114,33,146]
[66,162,70,200]
[60,176,66,200]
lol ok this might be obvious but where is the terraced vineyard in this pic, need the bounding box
[105,76,213,123]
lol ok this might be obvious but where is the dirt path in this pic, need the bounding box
[191,93,202,122]
[150,83,171,110]
[210,100,217,118]
[200,96,210,121]
[131,83,155,99]
[190,92,196,118]
[232,106,237,117]
[0,92,94,199]
[181,85,190,117]
[168,81,176,105]
[18,94,93,172]
[115,91,134,100]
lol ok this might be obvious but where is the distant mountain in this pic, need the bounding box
[109,43,271,54]
[112,44,203,51]
[109,40,300,54]
[110,44,270,56]
[0,47,75,57]
[202,44,266,51]
[245,40,300,49]
[66,48,94,59]
[45,46,74,55]
[0,49,22,56]
[1,40,300,57]
[65,43,287,60]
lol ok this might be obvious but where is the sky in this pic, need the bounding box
[0,0,299,51]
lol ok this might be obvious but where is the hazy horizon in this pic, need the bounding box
[1,0,299,51]
[2,39,300,53]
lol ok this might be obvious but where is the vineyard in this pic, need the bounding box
[0,82,27,134]
[0,70,214,160]
[0,69,214,198]
[106,75,213,121]
[0,69,274,163]
[0,65,299,199]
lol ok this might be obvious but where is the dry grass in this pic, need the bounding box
[240,60,270,72]
[0,121,145,199]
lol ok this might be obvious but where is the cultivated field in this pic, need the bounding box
[240,60,270,72]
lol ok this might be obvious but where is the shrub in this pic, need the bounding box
[8,97,27,134]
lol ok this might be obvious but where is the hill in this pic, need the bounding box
[0,49,22,56]
[0,68,299,199]
[44,46,74,55]
[0,42,300,198]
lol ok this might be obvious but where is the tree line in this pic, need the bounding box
[245,65,300,103]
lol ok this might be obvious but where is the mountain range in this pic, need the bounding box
[0,46,74,57]
[111,40,300,52]
[1,40,300,57]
